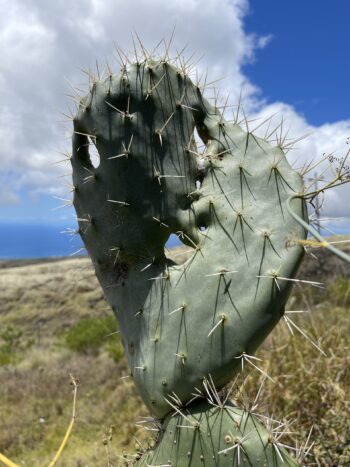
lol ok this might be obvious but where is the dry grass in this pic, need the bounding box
[0,248,349,466]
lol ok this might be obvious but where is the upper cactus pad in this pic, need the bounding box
[72,58,307,418]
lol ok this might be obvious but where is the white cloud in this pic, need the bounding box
[0,0,349,231]
[249,101,350,225]
[0,0,256,187]
[256,34,273,49]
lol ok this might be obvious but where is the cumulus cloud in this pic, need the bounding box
[0,0,349,230]
[0,0,256,193]
[249,102,350,226]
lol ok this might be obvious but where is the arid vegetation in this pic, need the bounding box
[0,242,349,466]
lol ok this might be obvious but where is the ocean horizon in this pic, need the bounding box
[0,223,83,260]
[0,223,181,260]
[1,221,348,260]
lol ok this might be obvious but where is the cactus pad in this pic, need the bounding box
[135,399,298,466]
[72,58,307,419]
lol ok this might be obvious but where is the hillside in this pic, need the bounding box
[0,242,349,466]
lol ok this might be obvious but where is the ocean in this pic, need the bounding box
[0,223,83,259]
[0,223,180,259]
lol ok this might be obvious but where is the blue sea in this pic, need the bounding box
[2,222,347,260]
[0,223,83,259]
[0,223,181,260]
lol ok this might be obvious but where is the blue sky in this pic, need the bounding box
[0,0,349,257]
[245,0,350,125]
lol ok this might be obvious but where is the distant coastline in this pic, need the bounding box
[0,223,181,260]
[0,223,83,260]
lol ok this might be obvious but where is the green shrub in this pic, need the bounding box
[63,315,122,361]
[105,339,124,363]
[0,325,33,366]
[326,277,350,307]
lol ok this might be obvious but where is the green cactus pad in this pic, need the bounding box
[72,58,307,418]
[135,399,298,466]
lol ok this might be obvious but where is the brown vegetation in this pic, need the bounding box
[0,243,349,466]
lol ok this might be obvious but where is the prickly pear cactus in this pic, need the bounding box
[71,49,307,464]
[136,399,298,467]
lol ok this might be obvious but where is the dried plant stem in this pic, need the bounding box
[287,194,350,263]
[0,453,19,467]
[48,375,79,467]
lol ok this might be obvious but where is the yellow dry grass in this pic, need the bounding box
[0,246,349,466]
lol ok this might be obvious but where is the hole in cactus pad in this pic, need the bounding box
[88,138,100,168]
[165,234,193,265]
[165,234,181,249]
